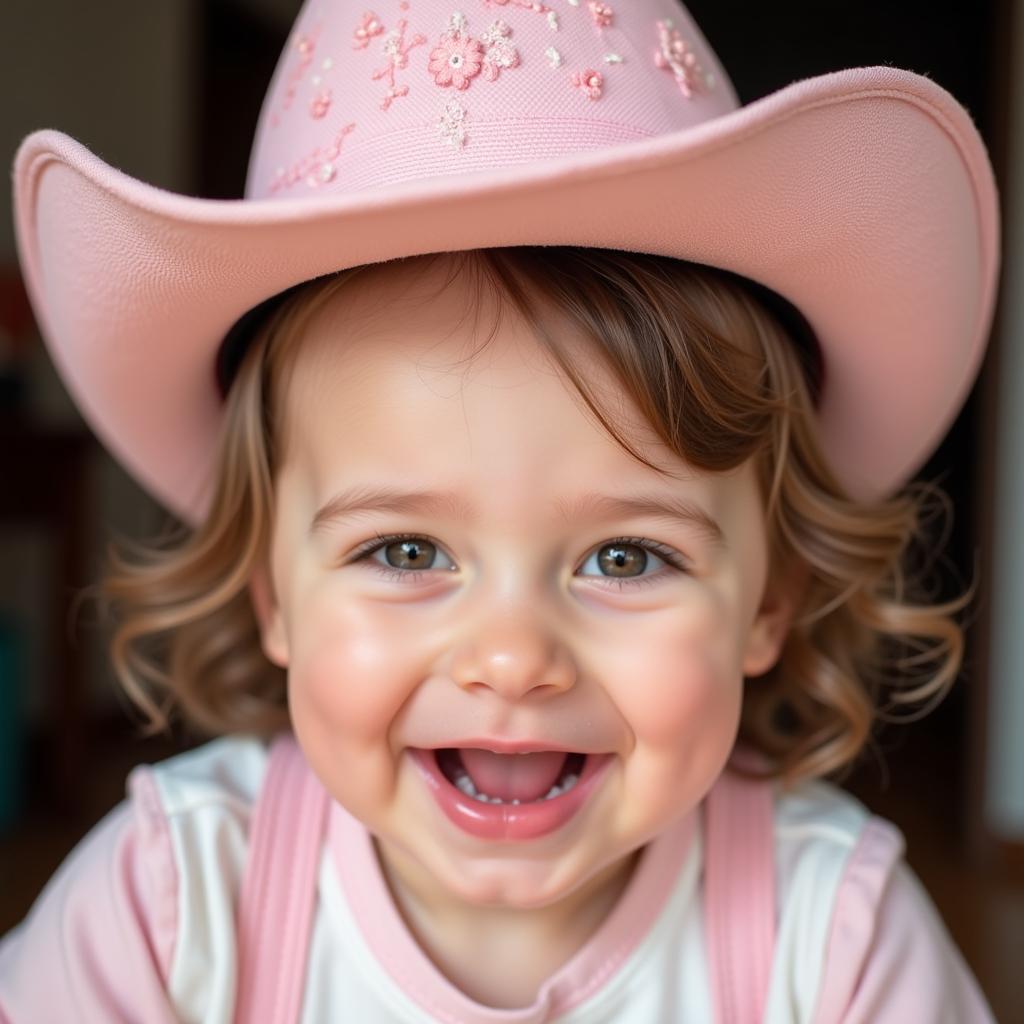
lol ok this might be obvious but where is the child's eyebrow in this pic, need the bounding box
[310,485,727,550]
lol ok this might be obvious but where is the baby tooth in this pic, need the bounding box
[453,771,577,806]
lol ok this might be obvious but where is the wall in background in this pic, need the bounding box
[986,0,1024,841]
[0,0,200,721]
[0,1,199,263]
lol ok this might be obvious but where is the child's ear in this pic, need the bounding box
[248,561,290,668]
[742,558,809,678]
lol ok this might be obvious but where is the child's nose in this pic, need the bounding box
[448,611,577,701]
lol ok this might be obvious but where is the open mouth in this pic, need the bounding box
[434,748,588,804]
[409,746,614,841]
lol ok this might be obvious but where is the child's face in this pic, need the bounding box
[250,258,797,920]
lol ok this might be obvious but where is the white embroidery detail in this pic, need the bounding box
[439,98,468,147]
[655,17,714,98]
[603,52,623,64]
[479,19,520,79]
[545,45,562,68]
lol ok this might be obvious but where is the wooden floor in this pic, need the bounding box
[1,718,1020,1020]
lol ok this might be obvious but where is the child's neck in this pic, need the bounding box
[373,837,644,1010]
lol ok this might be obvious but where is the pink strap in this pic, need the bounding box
[810,816,904,1024]
[233,733,772,1023]
[234,732,330,1024]
[704,754,777,1024]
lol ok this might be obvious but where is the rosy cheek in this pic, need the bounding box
[288,598,376,712]
[631,654,736,750]
[605,605,741,749]
[289,603,418,809]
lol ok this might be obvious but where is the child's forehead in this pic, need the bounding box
[294,254,533,368]
[286,318,641,467]
[272,254,764,531]
[280,339,746,531]
[281,256,618,438]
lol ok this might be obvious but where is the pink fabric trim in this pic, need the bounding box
[126,765,180,986]
[0,800,179,1021]
[811,817,903,1024]
[234,733,330,1024]
[703,762,776,1024]
[813,817,996,1023]
[329,778,697,1023]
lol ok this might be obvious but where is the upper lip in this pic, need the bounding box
[420,738,605,755]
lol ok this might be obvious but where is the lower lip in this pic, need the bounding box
[408,748,614,842]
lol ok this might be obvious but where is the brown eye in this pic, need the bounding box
[595,542,650,578]
[578,538,687,590]
[350,533,685,589]
[382,537,437,570]
[349,533,457,581]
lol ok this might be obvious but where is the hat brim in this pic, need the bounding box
[12,65,999,525]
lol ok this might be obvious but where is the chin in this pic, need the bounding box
[435,846,616,912]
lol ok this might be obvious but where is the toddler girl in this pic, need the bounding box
[0,0,1002,1021]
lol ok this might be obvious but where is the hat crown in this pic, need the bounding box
[246,0,739,199]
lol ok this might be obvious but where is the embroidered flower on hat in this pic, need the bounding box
[309,89,332,118]
[438,98,469,147]
[484,0,559,31]
[312,56,335,89]
[269,122,357,193]
[382,18,427,71]
[366,16,428,110]
[572,68,603,100]
[272,23,321,124]
[429,12,485,89]
[588,2,613,29]
[352,11,385,49]
[654,18,715,98]
[479,20,520,81]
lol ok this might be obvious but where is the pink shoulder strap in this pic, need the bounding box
[233,733,775,1024]
[234,732,330,1024]
[810,816,904,1024]
[703,754,777,1024]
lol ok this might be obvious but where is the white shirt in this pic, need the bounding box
[0,734,997,1022]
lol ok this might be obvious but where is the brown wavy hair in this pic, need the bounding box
[84,246,977,788]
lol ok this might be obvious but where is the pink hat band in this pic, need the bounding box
[247,0,737,201]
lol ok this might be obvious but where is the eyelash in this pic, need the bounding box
[346,532,690,591]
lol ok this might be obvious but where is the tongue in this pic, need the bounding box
[458,749,570,802]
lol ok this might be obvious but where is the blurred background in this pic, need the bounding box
[0,0,1022,1017]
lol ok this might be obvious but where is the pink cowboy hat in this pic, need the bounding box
[11,0,1000,526]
